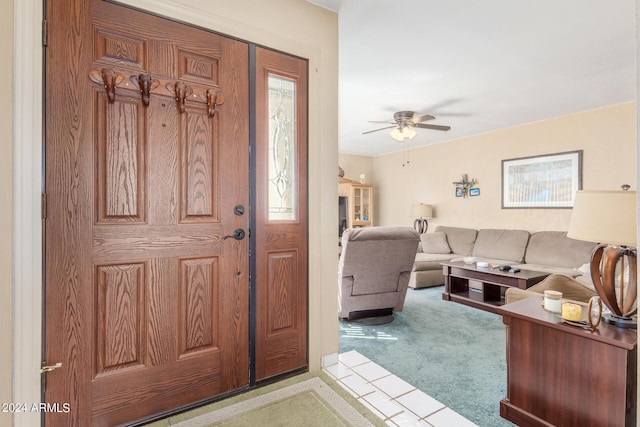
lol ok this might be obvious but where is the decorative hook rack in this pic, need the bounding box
[452,174,477,197]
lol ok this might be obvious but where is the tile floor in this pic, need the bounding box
[323,350,478,427]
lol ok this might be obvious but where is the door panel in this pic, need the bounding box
[45,1,249,425]
[254,48,308,380]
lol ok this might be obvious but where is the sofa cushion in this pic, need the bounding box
[413,252,458,271]
[420,232,451,254]
[472,229,530,263]
[524,231,597,268]
[435,226,477,256]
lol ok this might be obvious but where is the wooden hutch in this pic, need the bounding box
[339,178,373,232]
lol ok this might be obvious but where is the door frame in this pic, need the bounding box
[14,2,337,425]
[14,0,44,425]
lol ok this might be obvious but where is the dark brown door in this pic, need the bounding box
[254,47,308,380]
[44,1,249,425]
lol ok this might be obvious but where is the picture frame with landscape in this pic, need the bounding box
[502,150,582,209]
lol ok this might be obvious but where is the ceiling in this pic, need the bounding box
[308,0,636,157]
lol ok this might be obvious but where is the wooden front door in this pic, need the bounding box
[44,1,249,425]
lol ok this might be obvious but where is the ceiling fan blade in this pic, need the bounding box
[362,125,396,135]
[411,114,435,124]
[413,123,451,131]
[368,120,395,124]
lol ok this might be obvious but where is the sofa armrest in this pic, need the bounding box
[504,288,539,305]
[505,274,597,306]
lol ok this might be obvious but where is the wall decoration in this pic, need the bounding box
[502,150,582,209]
[469,188,480,197]
[452,174,477,198]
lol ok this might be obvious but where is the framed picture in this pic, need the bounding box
[502,150,582,209]
[455,187,463,197]
[469,188,480,197]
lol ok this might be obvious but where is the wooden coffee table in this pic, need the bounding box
[441,260,549,313]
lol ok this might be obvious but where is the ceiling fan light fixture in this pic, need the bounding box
[390,126,416,142]
[403,126,417,140]
[390,128,405,142]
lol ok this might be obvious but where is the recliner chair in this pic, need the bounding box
[338,226,420,320]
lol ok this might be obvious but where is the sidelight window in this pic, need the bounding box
[267,74,296,221]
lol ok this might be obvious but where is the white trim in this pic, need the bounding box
[13,0,43,425]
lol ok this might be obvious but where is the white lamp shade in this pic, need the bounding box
[410,203,433,219]
[390,128,405,142]
[567,190,637,247]
[390,126,417,142]
[402,127,417,140]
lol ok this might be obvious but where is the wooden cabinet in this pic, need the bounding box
[339,178,373,230]
[497,297,637,427]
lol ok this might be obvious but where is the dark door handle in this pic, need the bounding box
[224,229,245,241]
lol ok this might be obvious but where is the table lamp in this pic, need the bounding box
[567,189,637,328]
[410,203,433,234]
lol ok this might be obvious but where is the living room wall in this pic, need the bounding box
[339,153,374,185]
[370,102,637,232]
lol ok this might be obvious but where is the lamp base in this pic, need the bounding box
[603,312,637,329]
[413,218,429,234]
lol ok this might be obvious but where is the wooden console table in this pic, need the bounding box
[441,261,549,313]
[497,297,637,427]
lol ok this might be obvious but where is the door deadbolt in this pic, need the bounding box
[224,229,245,241]
[233,205,245,216]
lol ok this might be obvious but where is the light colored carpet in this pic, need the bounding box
[146,372,386,427]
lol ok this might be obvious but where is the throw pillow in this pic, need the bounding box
[577,263,590,275]
[421,232,451,254]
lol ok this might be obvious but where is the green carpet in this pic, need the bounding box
[145,372,386,427]
[339,286,515,427]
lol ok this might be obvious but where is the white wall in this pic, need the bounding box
[371,103,637,232]
[339,153,374,184]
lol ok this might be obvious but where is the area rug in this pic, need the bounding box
[340,286,514,427]
[145,372,386,427]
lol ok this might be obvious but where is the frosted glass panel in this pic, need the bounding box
[268,75,296,221]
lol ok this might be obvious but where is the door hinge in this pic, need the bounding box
[41,362,62,373]
[40,361,62,393]
[42,19,48,47]
[41,193,47,220]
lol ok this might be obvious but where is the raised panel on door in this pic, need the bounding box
[44,1,249,425]
[254,47,308,380]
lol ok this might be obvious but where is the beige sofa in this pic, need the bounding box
[409,226,598,291]
[339,226,420,319]
[504,273,598,304]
